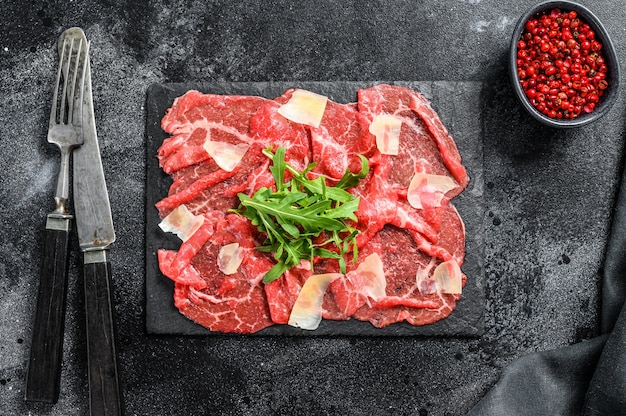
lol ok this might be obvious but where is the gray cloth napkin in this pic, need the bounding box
[468,164,626,415]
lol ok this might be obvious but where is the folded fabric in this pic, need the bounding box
[468,163,626,415]
[584,306,626,415]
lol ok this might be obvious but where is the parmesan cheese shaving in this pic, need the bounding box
[433,260,462,294]
[348,252,386,300]
[277,89,328,128]
[407,172,457,209]
[416,260,462,295]
[369,114,402,155]
[158,204,204,242]
[203,140,249,172]
[288,273,342,330]
[217,243,244,275]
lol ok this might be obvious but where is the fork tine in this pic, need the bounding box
[59,37,73,125]
[67,38,83,125]
[49,37,67,126]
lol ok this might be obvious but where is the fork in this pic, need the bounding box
[50,33,89,215]
[26,29,89,404]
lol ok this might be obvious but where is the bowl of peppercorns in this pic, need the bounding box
[510,1,620,128]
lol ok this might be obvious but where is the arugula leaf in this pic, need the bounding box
[240,197,345,232]
[335,154,370,189]
[269,146,286,192]
[325,197,360,221]
[263,261,290,284]
[278,221,300,238]
[236,147,367,283]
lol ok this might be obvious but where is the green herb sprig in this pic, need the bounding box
[235,146,369,284]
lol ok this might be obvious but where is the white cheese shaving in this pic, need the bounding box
[347,252,386,300]
[217,243,244,275]
[407,172,457,209]
[433,260,462,294]
[277,89,328,128]
[369,114,402,155]
[158,205,204,242]
[288,273,342,330]
[203,140,249,172]
[416,260,462,294]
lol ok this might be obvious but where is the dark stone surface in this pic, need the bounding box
[1,1,624,415]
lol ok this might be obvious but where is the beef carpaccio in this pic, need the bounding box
[155,84,470,334]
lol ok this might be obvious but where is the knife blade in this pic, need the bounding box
[72,29,123,416]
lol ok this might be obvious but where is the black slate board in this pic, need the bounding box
[145,81,485,336]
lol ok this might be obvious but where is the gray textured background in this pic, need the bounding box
[1,1,624,415]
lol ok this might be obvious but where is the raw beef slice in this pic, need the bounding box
[156,91,269,216]
[160,211,275,333]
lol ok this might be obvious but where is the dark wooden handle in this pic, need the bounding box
[84,251,123,416]
[25,216,71,403]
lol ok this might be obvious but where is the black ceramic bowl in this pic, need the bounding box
[510,1,620,128]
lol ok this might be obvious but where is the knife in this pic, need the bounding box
[72,28,123,416]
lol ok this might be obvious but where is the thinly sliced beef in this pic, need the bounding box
[156,85,470,334]
[156,168,238,215]
[159,129,211,174]
[162,212,275,334]
[350,162,399,247]
[324,234,384,319]
[310,98,375,181]
[352,225,465,328]
[263,262,314,324]
[249,98,311,170]
[159,91,267,171]
[273,88,376,181]
[410,204,466,265]
[156,91,269,216]
[358,84,468,194]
